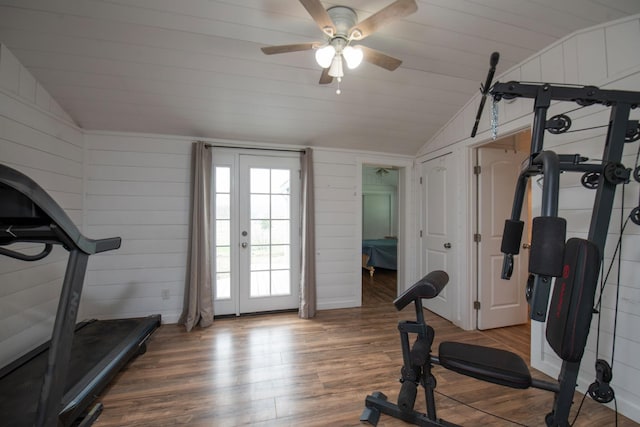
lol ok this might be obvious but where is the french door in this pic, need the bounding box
[212,151,301,316]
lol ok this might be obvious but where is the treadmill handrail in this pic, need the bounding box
[0,164,120,254]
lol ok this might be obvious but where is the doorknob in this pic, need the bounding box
[241,242,248,248]
[444,242,452,249]
[522,243,531,249]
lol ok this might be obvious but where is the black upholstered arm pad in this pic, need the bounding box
[394,270,449,311]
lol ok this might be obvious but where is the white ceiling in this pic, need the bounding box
[1,0,639,155]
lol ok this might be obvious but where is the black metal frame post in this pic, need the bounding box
[588,102,633,252]
[412,299,438,422]
[548,101,633,427]
[36,249,89,427]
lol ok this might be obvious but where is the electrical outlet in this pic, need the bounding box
[161,289,170,300]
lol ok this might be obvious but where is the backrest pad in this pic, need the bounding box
[546,238,600,362]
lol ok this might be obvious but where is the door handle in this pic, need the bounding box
[241,242,248,248]
[444,242,452,249]
[522,243,531,249]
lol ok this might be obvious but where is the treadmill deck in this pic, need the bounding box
[0,315,161,426]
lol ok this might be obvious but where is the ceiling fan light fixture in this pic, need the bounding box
[322,26,335,37]
[328,54,344,78]
[315,44,336,68]
[261,0,418,87]
[349,28,363,40]
[343,45,363,69]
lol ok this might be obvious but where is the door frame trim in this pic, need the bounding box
[211,148,302,316]
[356,155,414,304]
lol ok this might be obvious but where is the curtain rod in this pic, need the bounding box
[204,143,304,153]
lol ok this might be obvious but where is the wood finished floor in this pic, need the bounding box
[93,269,637,426]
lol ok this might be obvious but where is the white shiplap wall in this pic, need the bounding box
[314,149,415,309]
[417,15,640,423]
[82,142,415,318]
[0,44,83,367]
[314,149,361,309]
[82,132,192,323]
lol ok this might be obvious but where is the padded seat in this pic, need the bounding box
[439,341,532,389]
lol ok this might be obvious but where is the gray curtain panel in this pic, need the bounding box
[180,141,214,331]
[299,148,317,318]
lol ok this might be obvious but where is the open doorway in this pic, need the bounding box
[361,165,399,306]
[473,129,533,361]
[474,129,532,329]
[473,129,532,355]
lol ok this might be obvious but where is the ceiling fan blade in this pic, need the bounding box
[261,42,319,55]
[349,0,417,40]
[319,67,333,84]
[360,46,402,71]
[299,0,336,36]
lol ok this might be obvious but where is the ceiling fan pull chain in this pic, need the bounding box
[491,97,499,140]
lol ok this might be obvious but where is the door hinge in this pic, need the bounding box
[419,230,423,237]
[474,233,481,242]
[420,176,423,184]
[473,165,481,175]
[474,301,481,310]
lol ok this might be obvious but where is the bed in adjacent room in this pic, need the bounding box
[362,238,397,277]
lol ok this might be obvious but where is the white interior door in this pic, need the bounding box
[477,147,529,329]
[420,154,456,320]
[213,152,301,316]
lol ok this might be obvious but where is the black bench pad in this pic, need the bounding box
[439,341,531,389]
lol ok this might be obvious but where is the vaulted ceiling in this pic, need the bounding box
[1,1,639,155]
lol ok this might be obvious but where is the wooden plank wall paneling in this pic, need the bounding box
[0,44,82,368]
[313,149,361,309]
[416,16,640,423]
[83,133,192,324]
[314,149,413,310]
[83,140,413,321]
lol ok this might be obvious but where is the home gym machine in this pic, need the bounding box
[361,61,640,426]
[0,164,161,427]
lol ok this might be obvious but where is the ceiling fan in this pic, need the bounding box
[375,166,397,175]
[261,0,418,91]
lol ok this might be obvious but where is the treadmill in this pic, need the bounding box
[0,164,161,427]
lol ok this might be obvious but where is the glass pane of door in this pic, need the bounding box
[249,168,291,298]
[212,151,237,316]
[215,166,231,300]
